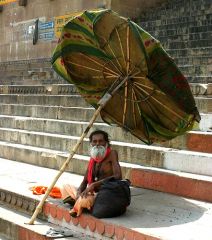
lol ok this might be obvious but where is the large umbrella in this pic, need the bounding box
[28,9,200,224]
[52,9,200,144]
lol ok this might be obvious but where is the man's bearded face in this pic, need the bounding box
[90,145,107,160]
[90,133,108,160]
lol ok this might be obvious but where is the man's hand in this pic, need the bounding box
[81,183,96,197]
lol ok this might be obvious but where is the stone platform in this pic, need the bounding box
[1,158,212,240]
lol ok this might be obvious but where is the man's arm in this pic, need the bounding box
[109,149,122,179]
[77,169,88,198]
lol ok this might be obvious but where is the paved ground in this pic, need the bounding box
[0,235,9,240]
[0,158,212,239]
[0,204,95,240]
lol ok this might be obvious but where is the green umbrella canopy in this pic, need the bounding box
[52,9,200,144]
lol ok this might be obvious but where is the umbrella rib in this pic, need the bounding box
[122,81,128,125]
[105,75,120,79]
[132,85,184,126]
[104,72,118,77]
[109,59,123,76]
[115,28,127,69]
[102,111,150,144]
[92,75,119,80]
[67,61,119,77]
[133,82,165,95]
[83,55,120,76]
[130,70,142,78]
[133,88,144,120]
[126,25,130,73]
[135,84,186,121]
[115,80,149,103]
[132,84,151,102]
[132,88,138,127]
[66,60,118,77]
[106,44,124,75]
[133,85,167,123]
[66,60,102,73]
[132,87,159,142]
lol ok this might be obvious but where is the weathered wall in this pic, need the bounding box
[0,0,111,62]
[0,0,167,62]
[111,0,167,19]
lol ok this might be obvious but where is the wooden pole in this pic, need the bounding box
[28,76,128,224]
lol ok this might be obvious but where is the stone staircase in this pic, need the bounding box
[0,0,212,239]
[0,82,211,239]
[138,0,212,83]
[0,58,66,86]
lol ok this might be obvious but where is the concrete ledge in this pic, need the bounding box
[0,115,211,153]
[195,97,212,113]
[0,214,50,240]
[0,94,89,107]
[0,196,158,240]
[0,83,211,96]
[0,104,211,130]
[190,83,212,96]
[0,205,88,240]
[0,104,99,122]
[0,93,210,113]
[1,158,212,240]
[0,84,78,95]
[0,129,212,173]
[0,144,212,202]
[186,131,212,153]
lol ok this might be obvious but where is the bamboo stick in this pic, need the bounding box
[28,76,129,225]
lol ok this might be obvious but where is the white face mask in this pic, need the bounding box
[90,144,108,161]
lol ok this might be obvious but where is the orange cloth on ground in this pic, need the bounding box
[30,186,62,198]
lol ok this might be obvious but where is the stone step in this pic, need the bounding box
[0,69,56,86]
[0,115,211,153]
[167,47,212,58]
[0,205,86,240]
[197,113,212,131]
[1,145,212,202]
[0,84,78,94]
[0,103,211,130]
[194,96,212,113]
[186,76,212,84]
[174,64,212,76]
[174,56,212,66]
[173,64,211,78]
[0,207,51,240]
[154,32,212,45]
[179,64,212,75]
[1,158,212,240]
[1,82,211,96]
[190,83,212,96]
[0,104,99,122]
[0,69,52,77]
[0,58,51,70]
[0,59,65,85]
[0,78,61,86]
[142,21,212,35]
[140,1,212,21]
[0,127,212,176]
[0,94,210,112]
[0,94,89,108]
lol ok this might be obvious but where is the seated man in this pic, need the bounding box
[61,130,122,217]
